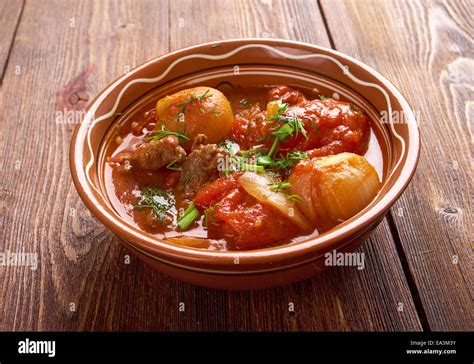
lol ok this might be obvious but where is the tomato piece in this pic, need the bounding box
[194,176,301,250]
[274,99,370,156]
[267,85,307,105]
[232,94,370,158]
[194,175,238,209]
[230,114,270,150]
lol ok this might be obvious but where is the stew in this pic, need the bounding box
[104,85,382,250]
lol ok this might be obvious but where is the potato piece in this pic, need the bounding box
[156,87,233,151]
[288,153,381,229]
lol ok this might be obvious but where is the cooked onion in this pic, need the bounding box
[166,236,211,248]
[288,152,381,229]
[238,172,312,231]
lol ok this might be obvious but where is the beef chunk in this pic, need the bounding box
[180,136,228,198]
[116,135,186,171]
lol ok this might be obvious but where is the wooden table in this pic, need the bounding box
[1,0,472,332]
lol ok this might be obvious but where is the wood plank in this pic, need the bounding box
[168,0,331,49]
[321,0,474,331]
[1,0,421,331]
[0,0,24,81]
[164,0,423,332]
[0,0,170,331]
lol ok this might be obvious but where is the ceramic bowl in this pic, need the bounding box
[70,39,420,289]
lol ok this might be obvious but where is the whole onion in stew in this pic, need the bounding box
[288,153,381,229]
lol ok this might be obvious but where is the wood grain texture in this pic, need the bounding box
[321,0,474,331]
[168,0,331,49]
[0,0,24,81]
[0,0,170,331]
[0,0,425,331]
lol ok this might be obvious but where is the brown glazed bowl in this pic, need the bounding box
[70,39,420,290]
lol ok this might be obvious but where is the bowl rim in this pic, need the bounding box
[69,38,420,268]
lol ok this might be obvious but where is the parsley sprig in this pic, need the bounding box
[265,100,308,158]
[219,140,264,175]
[146,125,190,145]
[256,149,309,172]
[269,151,309,170]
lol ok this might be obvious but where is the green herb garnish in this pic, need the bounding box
[146,125,190,145]
[219,141,265,174]
[256,155,273,166]
[305,116,320,135]
[219,140,240,155]
[166,156,184,171]
[133,186,175,222]
[197,89,212,102]
[265,100,308,158]
[239,162,265,173]
[268,99,289,122]
[223,156,265,175]
[174,89,213,120]
[285,194,302,203]
[180,175,193,187]
[270,151,309,170]
[349,103,362,114]
[204,206,215,227]
[270,182,292,191]
[269,182,300,201]
[177,202,200,230]
[238,147,258,159]
[256,150,309,170]
[319,95,329,100]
